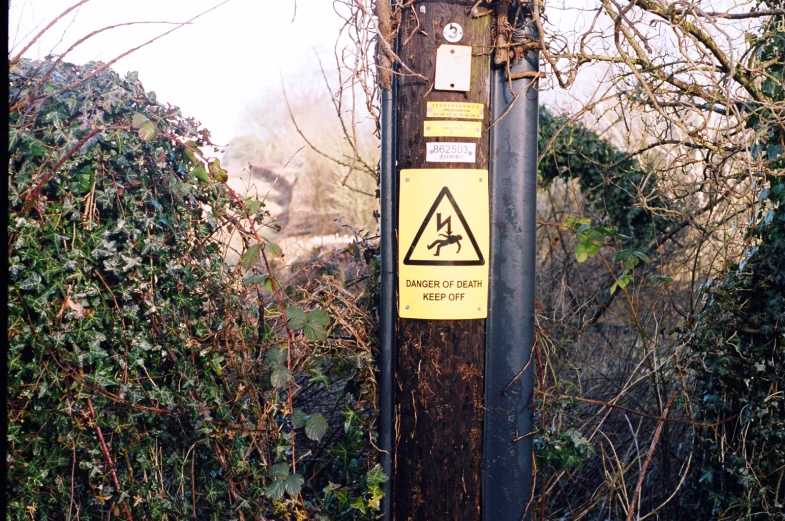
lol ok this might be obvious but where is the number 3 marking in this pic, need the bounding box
[443,23,463,43]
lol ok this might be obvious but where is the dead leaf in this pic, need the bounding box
[66,296,86,319]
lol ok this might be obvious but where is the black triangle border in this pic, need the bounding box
[403,186,485,266]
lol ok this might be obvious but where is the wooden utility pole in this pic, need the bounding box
[393,4,491,521]
[379,2,540,520]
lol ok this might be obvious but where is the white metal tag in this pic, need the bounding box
[426,142,476,163]
[434,44,472,92]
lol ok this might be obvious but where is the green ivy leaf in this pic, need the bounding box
[266,242,282,258]
[26,139,48,158]
[649,274,673,284]
[308,309,330,327]
[270,366,292,388]
[130,113,148,129]
[292,410,307,429]
[283,473,304,496]
[614,249,632,263]
[766,143,782,160]
[137,120,156,142]
[268,463,289,478]
[183,140,199,165]
[242,274,267,286]
[209,159,228,183]
[305,413,328,441]
[265,479,286,500]
[367,488,384,510]
[303,322,328,342]
[264,348,287,366]
[72,166,95,195]
[350,497,368,514]
[285,306,308,330]
[208,354,224,376]
[8,128,19,150]
[698,467,714,484]
[309,368,330,389]
[240,243,261,270]
[191,165,210,184]
[575,243,589,263]
[366,463,389,486]
[18,273,43,292]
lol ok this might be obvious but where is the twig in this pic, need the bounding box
[341,41,361,186]
[191,446,197,520]
[259,247,298,473]
[625,390,676,521]
[9,0,91,66]
[351,0,429,83]
[562,394,736,428]
[280,76,354,171]
[22,127,101,211]
[87,398,135,521]
[67,1,232,92]
[67,437,77,521]
[25,21,190,97]
[7,401,62,465]
[314,51,376,177]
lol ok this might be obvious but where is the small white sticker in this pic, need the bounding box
[443,22,463,43]
[426,142,476,163]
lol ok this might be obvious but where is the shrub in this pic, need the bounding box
[8,57,380,521]
[683,5,785,518]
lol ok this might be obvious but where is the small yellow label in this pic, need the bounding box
[423,120,482,138]
[398,169,489,319]
[427,102,484,120]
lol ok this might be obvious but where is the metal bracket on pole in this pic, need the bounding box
[484,4,540,521]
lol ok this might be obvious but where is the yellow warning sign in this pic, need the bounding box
[399,169,489,319]
[424,120,482,138]
[427,102,484,120]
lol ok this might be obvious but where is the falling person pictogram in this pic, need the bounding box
[426,212,463,256]
[427,232,462,256]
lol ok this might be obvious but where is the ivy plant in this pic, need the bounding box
[8,57,382,521]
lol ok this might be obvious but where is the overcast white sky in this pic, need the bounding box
[8,0,626,149]
[8,0,346,146]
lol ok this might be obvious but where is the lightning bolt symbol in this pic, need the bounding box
[436,213,452,235]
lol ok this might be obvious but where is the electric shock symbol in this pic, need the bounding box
[427,214,463,256]
[403,187,484,266]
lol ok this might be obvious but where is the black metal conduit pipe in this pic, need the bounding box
[484,5,540,521]
[378,85,396,518]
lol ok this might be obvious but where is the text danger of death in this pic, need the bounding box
[405,279,483,288]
